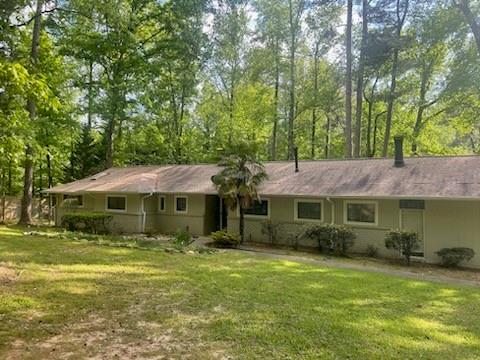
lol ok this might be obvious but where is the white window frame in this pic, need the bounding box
[105,195,127,213]
[174,195,188,214]
[243,198,270,219]
[294,199,324,223]
[158,195,166,213]
[63,194,84,208]
[344,200,378,226]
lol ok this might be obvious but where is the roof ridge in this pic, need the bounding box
[105,154,480,169]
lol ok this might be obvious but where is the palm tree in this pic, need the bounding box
[212,153,268,244]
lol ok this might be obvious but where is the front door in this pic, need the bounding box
[400,209,424,257]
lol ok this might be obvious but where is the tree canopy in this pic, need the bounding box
[1,0,480,222]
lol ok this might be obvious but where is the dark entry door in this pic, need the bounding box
[220,198,228,229]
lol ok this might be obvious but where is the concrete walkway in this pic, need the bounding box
[235,245,480,288]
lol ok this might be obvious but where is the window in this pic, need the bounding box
[159,196,166,212]
[106,196,126,211]
[63,194,83,207]
[344,201,378,225]
[175,196,188,213]
[295,199,323,222]
[51,195,57,208]
[244,199,269,217]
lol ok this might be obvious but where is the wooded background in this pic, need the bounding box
[1,0,480,222]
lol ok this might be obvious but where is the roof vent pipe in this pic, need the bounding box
[294,146,299,173]
[394,135,405,168]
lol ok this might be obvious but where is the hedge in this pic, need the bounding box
[61,212,113,234]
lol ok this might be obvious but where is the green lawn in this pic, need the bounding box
[0,226,479,359]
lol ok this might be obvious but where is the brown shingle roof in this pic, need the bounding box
[45,156,480,199]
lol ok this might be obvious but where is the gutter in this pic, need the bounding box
[326,197,335,225]
[140,193,153,233]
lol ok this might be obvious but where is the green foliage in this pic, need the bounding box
[212,149,267,243]
[61,212,113,234]
[210,230,241,248]
[303,224,356,255]
[366,245,378,258]
[261,220,283,244]
[436,247,475,267]
[172,229,193,249]
[385,229,420,266]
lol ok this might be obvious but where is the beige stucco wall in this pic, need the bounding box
[54,193,143,233]
[424,200,480,267]
[228,196,480,268]
[152,193,207,235]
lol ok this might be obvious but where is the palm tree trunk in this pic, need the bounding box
[239,205,245,244]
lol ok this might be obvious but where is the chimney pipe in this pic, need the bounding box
[294,146,299,173]
[394,135,405,168]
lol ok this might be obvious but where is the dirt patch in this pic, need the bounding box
[0,263,20,285]
[5,312,231,360]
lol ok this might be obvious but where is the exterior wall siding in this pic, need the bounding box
[228,196,480,267]
[54,193,143,233]
[53,191,480,268]
[424,200,480,268]
[155,193,206,235]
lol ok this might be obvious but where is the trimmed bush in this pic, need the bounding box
[261,220,283,244]
[385,229,419,266]
[61,212,113,234]
[436,247,475,267]
[210,230,240,248]
[366,245,378,258]
[303,224,355,255]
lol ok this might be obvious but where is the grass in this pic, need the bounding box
[1,226,479,359]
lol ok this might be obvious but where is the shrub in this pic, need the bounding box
[61,212,113,234]
[172,229,193,248]
[385,229,419,266]
[303,224,355,255]
[436,247,475,267]
[261,220,283,244]
[210,230,240,248]
[366,245,378,258]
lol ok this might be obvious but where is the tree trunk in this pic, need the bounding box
[271,38,280,161]
[46,150,53,223]
[19,0,43,225]
[383,49,399,157]
[287,0,296,160]
[456,0,480,55]
[411,60,434,155]
[365,77,378,157]
[87,60,93,128]
[345,0,353,158]
[325,115,331,159]
[353,0,368,158]
[239,205,245,244]
[382,0,409,157]
[311,42,320,159]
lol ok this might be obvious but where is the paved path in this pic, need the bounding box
[235,246,480,288]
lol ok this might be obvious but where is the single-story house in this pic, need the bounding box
[46,140,480,267]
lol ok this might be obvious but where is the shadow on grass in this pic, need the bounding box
[0,226,480,359]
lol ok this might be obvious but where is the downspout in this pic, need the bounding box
[141,193,153,233]
[326,197,335,224]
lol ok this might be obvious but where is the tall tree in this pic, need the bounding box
[454,0,480,55]
[345,0,353,158]
[287,0,306,159]
[19,0,43,225]
[353,0,369,158]
[382,0,409,157]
